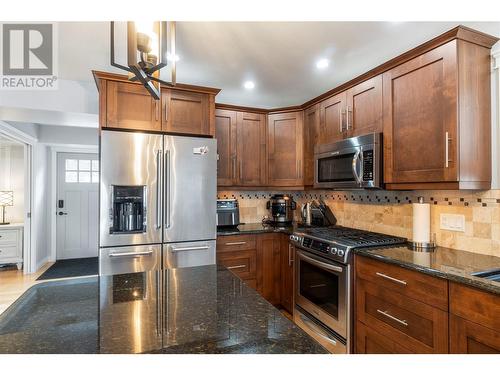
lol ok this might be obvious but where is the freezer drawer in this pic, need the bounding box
[163,240,216,269]
[100,130,163,248]
[99,244,162,353]
[99,244,161,276]
[163,136,217,243]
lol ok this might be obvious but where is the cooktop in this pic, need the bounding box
[290,226,407,264]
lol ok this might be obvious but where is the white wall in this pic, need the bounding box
[38,125,98,146]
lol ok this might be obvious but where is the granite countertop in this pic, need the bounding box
[217,222,300,236]
[0,265,326,354]
[355,245,500,295]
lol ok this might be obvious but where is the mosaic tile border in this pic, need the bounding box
[217,190,500,207]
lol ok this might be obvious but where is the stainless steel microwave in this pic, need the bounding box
[314,133,382,189]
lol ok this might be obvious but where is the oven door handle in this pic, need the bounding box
[299,312,338,346]
[297,251,343,273]
[352,149,363,185]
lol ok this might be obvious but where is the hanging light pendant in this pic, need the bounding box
[110,21,176,100]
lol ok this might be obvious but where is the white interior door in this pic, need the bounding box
[56,152,99,259]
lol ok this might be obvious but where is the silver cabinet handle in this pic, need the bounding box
[227,265,246,270]
[375,272,407,286]
[297,251,343,273]
[445,131,451,168]
[299,313,338,346]
[377,309,408,327]
[339,108,344,133]
[156,150,162,229]
[164,150,171,228]
[346,106,352,130]
[109,250,153,258]
[288,244,294,267]
[170,245,209,252]
[225,241,247,246]
[352,149,362,184]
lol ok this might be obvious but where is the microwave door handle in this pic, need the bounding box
[352,149,362,185]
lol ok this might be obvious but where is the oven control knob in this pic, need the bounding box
[337,249,345,257]
[290,235,299,242]
[330,247,337,255]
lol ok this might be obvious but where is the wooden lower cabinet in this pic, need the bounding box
[356,322,412,354]
[450,315,500,354]
[280,238,294,314]
[216,233,285,308]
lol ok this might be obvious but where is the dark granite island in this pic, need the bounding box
[0,265,326,354]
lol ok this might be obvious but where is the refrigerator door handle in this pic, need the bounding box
[164,149,171,229]
[156,150,162,229]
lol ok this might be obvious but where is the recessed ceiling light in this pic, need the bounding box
[167,52,180,62]
[243,81,255,89]
[316,58,329,69]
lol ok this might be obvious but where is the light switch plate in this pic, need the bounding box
[440,213,466,232]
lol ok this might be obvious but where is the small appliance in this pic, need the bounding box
[314,132,382,189]
[266,194,296,224]
[216,199,240,228]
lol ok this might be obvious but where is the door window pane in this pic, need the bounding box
[92,160,99,171]
[79,171,91,183]
[65,171,78,183]
[79,160,91,171]
[65,159,78,171]
[91,172,99,183]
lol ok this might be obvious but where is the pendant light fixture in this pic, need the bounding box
[110,21,176,100]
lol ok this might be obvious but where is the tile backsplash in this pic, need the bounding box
[217,190,500,257]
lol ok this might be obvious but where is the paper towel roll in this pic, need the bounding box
[412,199,431,243]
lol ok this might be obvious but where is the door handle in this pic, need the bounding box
[445,131,452,168]
[108,250,154,258]
[58,212,68,216]
[288,244,294,267]
[156,150,162,229]
[352,149,362,184]
[227,265,246,270]
[297,251,343,273]
[169,245,209,252]
[164,150,171,229]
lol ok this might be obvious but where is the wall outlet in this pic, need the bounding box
[440,213,466,232]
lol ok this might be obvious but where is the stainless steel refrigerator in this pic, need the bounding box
[98,130,217,353]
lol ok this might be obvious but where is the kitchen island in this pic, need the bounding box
[0,265,326,354]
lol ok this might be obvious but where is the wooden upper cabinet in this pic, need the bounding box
[346,75,383,137]
[162,89,212,136]
[105,80,161,131]
[303,105,320,186]
[319,92,346,144]
[215,109,237,186]
[384,39,492,190]
[267,111,304,187]
[236,111,267,186]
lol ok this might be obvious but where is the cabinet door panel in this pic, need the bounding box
[267,111,303,186]
[106,81,161,131]
[280,239,294,314]
[256,234,281,305]
[356,322,413,354]
[215,109,237,186]
[450,315,500,354]
[303,105,320,186]
[319,92,346,144]
[347,75,382,137]
[162,90,210,135]
[383,41,458,184]
[236,112,266,186]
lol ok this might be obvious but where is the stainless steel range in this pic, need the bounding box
[290,226,406,354]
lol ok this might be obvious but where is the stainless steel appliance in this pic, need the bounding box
[314,133,382,189]
[216,199,240,227]
[290,226,406,353]
[99,130,217,266]
[266,194,296,224]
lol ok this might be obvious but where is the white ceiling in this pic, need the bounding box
[16,22,500,111]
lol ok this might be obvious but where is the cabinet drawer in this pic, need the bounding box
[449,282,500,332]
[0,245,20,259]
[356,278,448,353]
[355,255,448,310]
[216,235,257,252]
[356,322,412,354]
[0,230,18,245]
[217,250,257,279]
